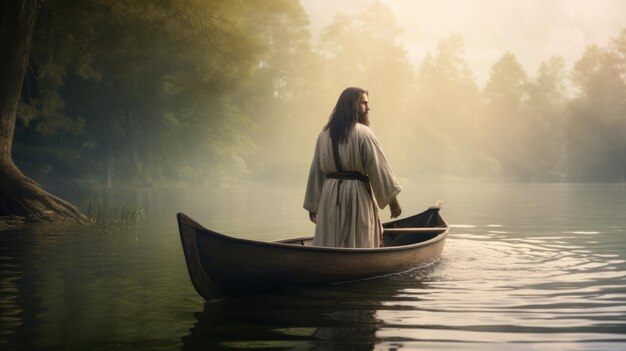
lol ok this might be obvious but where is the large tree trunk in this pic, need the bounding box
[0,0,89,223]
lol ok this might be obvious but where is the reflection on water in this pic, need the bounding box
[181,280,393,350]
[182,267,440,350]
[1,183,626,350]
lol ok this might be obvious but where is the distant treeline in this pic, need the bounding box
[14,0,626,189]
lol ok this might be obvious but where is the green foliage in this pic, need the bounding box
[233,0,321,181]
[16,0,267,187]
[11,0,626,186]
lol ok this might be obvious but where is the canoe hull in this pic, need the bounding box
[178,207,448,299]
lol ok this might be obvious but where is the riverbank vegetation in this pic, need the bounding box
[3,1,626,221]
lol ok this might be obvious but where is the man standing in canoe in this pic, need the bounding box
[304,87,402,248]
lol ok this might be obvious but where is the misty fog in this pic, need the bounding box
[13,0,626,193]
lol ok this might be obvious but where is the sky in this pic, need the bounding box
[299,0,626,86]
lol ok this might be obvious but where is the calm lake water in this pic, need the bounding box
[1,182,626,350]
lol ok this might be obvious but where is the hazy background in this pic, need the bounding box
[303,0,626,86]
[13,0,626,194]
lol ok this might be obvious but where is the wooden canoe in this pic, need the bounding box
[177,203,448,300]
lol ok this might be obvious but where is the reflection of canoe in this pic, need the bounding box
[177,202,448,300]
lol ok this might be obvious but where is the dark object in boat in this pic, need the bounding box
[177,202,448,300]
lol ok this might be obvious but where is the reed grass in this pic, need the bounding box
[82,198,146,225]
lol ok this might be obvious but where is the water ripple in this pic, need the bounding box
[3,184,626,350]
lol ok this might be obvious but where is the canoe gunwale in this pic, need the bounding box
[177,210,449,253]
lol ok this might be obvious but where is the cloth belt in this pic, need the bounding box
[326,171,369,182]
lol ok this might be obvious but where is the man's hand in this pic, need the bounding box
[389,198,401,218]
[309,211,317,223]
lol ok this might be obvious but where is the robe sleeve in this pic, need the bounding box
[303,134,325,213]
[361,128,402,209]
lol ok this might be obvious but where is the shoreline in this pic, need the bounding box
[0,216,26,231]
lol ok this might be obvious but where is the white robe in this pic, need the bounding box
[303,124,402,248]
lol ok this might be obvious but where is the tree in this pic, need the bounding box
[523,57,569,181]
[2,0,268,221]
[481,52,529,179]
[567,31,626,181]
[0,0,88,222]
[235,0,322,182]
[414,34,483,178]
[14,0,266,190]
[316,1,415,174]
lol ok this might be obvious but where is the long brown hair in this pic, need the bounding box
[324,87,368,143]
